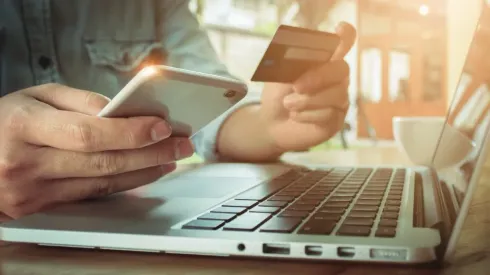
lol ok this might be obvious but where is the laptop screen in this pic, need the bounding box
[432,3,490,250]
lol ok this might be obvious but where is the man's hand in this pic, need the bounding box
[261,22,357,152]
[217,22,357,162]
[0,84,194,219]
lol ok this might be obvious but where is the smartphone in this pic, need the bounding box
[97,65,248,137]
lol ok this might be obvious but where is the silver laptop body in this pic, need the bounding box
[2,4,490,265]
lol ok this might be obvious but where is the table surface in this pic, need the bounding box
[2,147,490,275]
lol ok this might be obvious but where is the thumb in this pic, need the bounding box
[24,83,110,115]
[331,22,357,61]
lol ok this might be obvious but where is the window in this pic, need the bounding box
[389,50,411,102]
[360,48,382,102]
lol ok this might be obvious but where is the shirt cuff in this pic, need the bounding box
[191,92,261,162]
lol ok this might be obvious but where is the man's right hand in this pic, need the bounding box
[0,84,194,219]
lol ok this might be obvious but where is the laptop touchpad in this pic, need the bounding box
[138,177,262,199]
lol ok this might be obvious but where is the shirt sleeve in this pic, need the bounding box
[192,92,261,161]
[158,1,261,161]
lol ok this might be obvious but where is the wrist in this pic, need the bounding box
[257,105,287,156]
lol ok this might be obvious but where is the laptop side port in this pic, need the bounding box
[305,245,322,256]
[262,243,290,255]
[337,246,355,258]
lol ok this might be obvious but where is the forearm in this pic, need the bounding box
[217,104,284,163]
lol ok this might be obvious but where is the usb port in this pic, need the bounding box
[337,247,355,258]
[262,243,290,255]
[305,245,322,256]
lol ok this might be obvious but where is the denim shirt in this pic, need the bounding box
[0,0,256,161]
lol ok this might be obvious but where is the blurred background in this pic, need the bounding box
[182,0,488,162]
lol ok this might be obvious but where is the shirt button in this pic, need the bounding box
[38,56,53,70]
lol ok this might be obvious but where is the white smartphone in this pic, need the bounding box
[97,65,248,137]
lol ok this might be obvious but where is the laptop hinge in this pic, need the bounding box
[428,168,453,259]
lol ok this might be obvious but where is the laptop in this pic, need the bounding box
[2,6,490,266]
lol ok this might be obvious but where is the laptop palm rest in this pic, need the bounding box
[1,164,289,237]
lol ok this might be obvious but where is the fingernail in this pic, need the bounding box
[336,21,346,32]
[151,121,171,141]
[175,139,194,160]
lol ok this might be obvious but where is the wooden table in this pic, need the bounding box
[2,147,490,275]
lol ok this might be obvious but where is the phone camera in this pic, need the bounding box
[224,90,236,98]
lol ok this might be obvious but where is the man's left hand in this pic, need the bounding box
[260,22,357,152]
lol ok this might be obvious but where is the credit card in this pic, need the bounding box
[251,25,340,83]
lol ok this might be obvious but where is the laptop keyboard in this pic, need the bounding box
[182,167,406,238]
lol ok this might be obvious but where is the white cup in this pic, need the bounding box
[392,116,475,169]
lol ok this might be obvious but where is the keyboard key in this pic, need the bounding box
[223,213,272,231]
[384,206,400,212]
[329,197,353,203]
[317,208,345,215]
[260,201,288,207]
[336,188,360,193]
[277,191,303,196]
[343,218,374,226]
[269,195,295,202]
[348,211,377,219]
[311,214,342,222]
[222,200,257,208]
[306,190,331,195]
[375,227,397,238]
[413,173,425,228]
[333,192,356,197]
[342,179,364,184]
[368,181,389,185]
[352,205,378,212]
[287,205,317,212]
[316,183,338,188]
[337,225,371,236]
[198,212,236,222]
[359,195,383,201]
[356,200,381,206]
[250,206,281,214]
[379,219,397,227]
[294,199,321,206]
[362,191,384,196]
[389,190,403,196]
[211,207,246,214]
[312,186,334,191]
[298,221,337,235]
[301,194,326,200]
[363,187,386,192]
[322,201,350,208]
[183,220,224,230]
[260,217,303,233]
[323,179,344,183]
[382,212,399,220]
[386,200,401,207]
[387,194,402,201]
[235,179,294,201]
[279,210,310,219]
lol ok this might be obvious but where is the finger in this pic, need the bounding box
[331,21,357,61]
[293,21,356,94]
[23,83,110,115]
[293,59,349,94]
[37,137,194,178]
[291,108,347,127]
[284,80,349,112]
[50,163,177,203]
[3,164,177,218]
[20,108,172,152]
[0,212,12,222]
